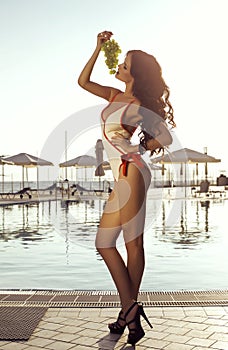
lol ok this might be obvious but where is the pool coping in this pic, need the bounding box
[0,289,228,308]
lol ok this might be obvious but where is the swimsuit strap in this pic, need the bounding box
[110,92,136,105]
[110,92,122,102]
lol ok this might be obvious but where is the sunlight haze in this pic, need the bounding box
[1,0,228,180]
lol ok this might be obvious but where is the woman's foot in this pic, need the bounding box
[108,309,126,334]
[125,301,153,345]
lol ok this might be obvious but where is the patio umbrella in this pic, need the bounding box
[4,153,53,189]
[0,156,14,192]
[95,139,105,177]
[59,155,97,182]
[102,160,111,170]
[152,148,221,185]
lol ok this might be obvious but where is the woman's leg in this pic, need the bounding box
[96,183,134,309]
[96,163,151,311]
[126,233,145,301]
[119,163,151,303]
[97,247,134,308]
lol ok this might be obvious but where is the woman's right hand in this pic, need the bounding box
[96,30,113,49]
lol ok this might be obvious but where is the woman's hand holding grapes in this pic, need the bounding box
[97,31,113,49]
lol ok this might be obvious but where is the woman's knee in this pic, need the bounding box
[125,234,144,252]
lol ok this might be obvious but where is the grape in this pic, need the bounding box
[101,39,122,74]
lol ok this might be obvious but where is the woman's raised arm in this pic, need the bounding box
[78,31,120,101]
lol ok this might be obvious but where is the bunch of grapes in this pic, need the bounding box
[101,39,122,74]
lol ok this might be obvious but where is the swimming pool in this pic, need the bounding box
[0,188,227,291]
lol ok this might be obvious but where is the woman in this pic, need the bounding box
[78,31,175,345]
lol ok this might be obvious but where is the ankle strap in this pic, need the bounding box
[125,301,138,318]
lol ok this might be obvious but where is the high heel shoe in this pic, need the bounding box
[125,301,153,345]
[108,310,126,334]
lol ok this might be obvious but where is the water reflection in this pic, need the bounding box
[0,196,225,252]
[0,202,53,246]
[0,195,227,290]
[57,199,101,247]
[158,198,215,248]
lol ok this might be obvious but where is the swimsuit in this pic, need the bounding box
[96,94,152,247]
[101,93,146,181]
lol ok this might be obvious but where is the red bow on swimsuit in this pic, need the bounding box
[120,153,144,176]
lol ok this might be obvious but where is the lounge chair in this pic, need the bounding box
[0,187,32,200]
[192,180,226,198]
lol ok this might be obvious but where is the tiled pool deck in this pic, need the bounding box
[0,290,228,349]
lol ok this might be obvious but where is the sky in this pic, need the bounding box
[1,0,228,182]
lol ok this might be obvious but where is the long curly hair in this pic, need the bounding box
[128,50,175,155]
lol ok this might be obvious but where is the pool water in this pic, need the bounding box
[0,188,227,291]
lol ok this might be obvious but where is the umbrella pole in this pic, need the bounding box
[1,164,4,193]
[184,162,187,197]
[196,163,199,186]
[37,166,39,191]
[22,165,24,189]
[26,167,28,187]
[205,162,208,180]
[65,130,68,180]
[11,173,13,192]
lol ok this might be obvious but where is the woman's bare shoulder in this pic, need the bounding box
[109,88,123,101]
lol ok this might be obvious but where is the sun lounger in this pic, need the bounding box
[70,183,112,197]
[0,187,32,199]
[192,180,226,198]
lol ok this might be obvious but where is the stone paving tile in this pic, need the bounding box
[83,320,108,330]
[204,307,227,316]
[141,337,170,348]
[211,341,228,350]
[164,343,194,350]
[186,336,216,347]
[164,325,190,335]
[183,321,209,331]
[189,347,210,350]
[162,319,188,328]
[38,321,64,331]
[23,347,45,350]
[205,317,228,326]
[152,323,170,332]
[72,336,99,346]
[25,337,54,347]
[185,328,214,339]
[67,346,96,350]
[206,325,228,334]
[0,343,29,350]
[59,318,88,327]
[146,329,170,340]
[45,341,75,350]
[163,333,192,344]
[56,325,85,334]
[209,332,228,342]
[32,329,60,339]
[76,328,104,338]
[0,342,10,347]
[151,317,167,325]
[42,317,68,324]
[51,332,80,342]
[148,307,164,315]
[184,316,208,323]
[67,347,96,350]
[184,309,207,317]
[56,311,80,318]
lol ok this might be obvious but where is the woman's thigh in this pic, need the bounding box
[95,182,122,248]
[96,162,151,247]
[118,162,151,243]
